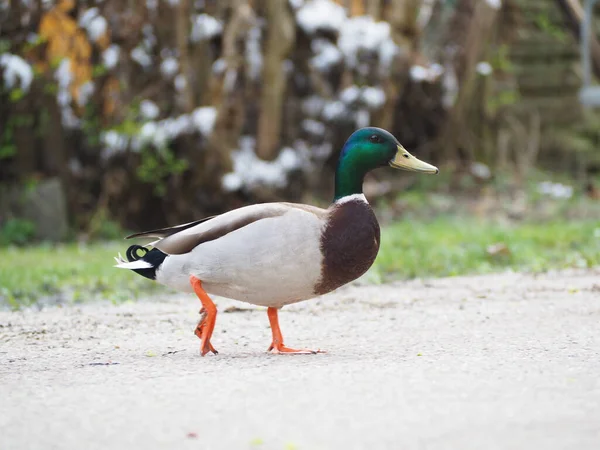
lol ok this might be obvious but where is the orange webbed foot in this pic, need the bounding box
[267,343,324,355]
[266,307,325,355]
[194,315,218,355]
[190,277,218,356]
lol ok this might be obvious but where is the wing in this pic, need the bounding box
[131,203,326,255]
[125,216,217,240]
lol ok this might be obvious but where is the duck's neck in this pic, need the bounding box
[333,153,369,202]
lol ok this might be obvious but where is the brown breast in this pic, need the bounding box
[314,200,380,295]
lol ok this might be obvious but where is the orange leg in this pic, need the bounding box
[190,276,218,356]
[194,307,217,355]
[267,307,323,354]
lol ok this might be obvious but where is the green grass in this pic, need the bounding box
[0,242,164,309]
[369,218,600,282]
[1,218,598,309]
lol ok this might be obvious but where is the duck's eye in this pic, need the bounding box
[369,135,382,144]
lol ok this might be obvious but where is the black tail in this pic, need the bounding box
[126,245,167,280]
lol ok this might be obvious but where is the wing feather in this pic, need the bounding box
[128,203,326,255]
[125,216,216,240]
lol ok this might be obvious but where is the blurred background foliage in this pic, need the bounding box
[0,0,599,307]
[1,0,598,235]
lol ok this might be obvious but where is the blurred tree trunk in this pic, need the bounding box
[191,41,212,107]
[211,2,255,153]
[436,0,500,162]
[40,93,68,180]
[557,0,600,78]
[375,0,420,131]
[10,0,581,231]
[389,0,421,47]
[175,0,194,113]
[365,0,381,19]
[13,99,37,179]
[335,0,366,16]
[256,0,295,160]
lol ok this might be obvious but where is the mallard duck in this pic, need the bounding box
[115,127,438,355]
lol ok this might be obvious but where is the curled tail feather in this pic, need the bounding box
[126,245,149,262]
[115,244,160,271]
[114,244,167,280]
[114,245,153,269]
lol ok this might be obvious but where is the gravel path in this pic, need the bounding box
[1,270,599,450]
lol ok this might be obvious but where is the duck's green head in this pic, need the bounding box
[334,127,438,201]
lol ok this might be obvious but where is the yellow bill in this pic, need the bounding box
[389,145,439,174]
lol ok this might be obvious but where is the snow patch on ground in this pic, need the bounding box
[322,100,346,121]
[136,107,216,149]
[142,24,157,48]
[174,74,187,92]
[102,45,120,69]
[288,0,304,10]
[362,86,385,109]
[355,109,370,128]
[476,61,493,76]
[101,130,128,160]
[79,8,107,42]
[191,107,217,136]
[486,0,502,10]
[442,65,458,108]
[417,0,437,29]
[470,162,491,180]
[191,14,223,42]
[302,96,325,117]
[0,53,33,92]
[222,137,302,192]
[340,85,360,104]
[297,0,346,34]
[160,57,179,77]
[140,100,160,120]
[131,46,152,69]
[77,81,95,107]
[302,119,326,136]
[338,16,396,68]
[410,63,444,82]
[54,59,79,128]
[101,107,217,159]
[310,39,342,72]
[538,182,573,199]
[137,116,190,150]
[212,59,227,75]
[339,85,386,110]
